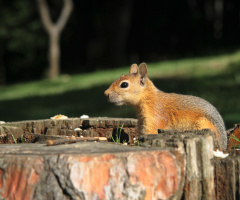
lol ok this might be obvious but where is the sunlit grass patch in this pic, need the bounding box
[0,50,240,127]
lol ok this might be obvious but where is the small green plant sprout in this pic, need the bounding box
[133,137,141,146]
[3,126,17,144]
[228,134,240,149]
[111,121,124,144]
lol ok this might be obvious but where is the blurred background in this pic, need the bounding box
[0,0,239,129]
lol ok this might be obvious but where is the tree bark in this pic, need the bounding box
[49,32,60,79]
[37,0,73,79]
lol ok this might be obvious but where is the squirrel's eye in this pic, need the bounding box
[120,82,129,88]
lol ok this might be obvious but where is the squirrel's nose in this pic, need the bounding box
[104,90,110,100]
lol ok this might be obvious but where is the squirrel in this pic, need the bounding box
[104,63,227,150]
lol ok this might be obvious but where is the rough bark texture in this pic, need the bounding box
[0,143,185,200]
[214,156,240,200]
[0,117,138,144]
[0,118,239,199]
[139,129,216,200]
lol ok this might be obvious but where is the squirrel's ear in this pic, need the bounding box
[129,64,138,74]
[139,63,148,86]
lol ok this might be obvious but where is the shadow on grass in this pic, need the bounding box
[0,63,239,129]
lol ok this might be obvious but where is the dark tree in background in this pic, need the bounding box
[0,1,46,84]
[85,0,134,68]
[37,0,73,79]
[0,0,239,84]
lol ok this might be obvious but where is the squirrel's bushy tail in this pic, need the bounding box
[187,95,227,149]
[209,109,227,149]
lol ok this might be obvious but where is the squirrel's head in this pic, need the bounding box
[104,63,148,106]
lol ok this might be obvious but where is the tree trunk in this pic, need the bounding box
[37,0,73,79]
[49,31,60,79]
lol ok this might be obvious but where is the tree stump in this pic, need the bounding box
[0,118,239,199]
[0,142,185,200]
[139,129,216,199]
[0,117,138,144]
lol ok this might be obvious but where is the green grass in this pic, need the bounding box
[111,122,125,143]
[0,50,240,129]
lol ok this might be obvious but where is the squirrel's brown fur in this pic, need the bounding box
[104,63,227,150]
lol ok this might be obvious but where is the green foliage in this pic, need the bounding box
[0,0,47,82]
[0,1,45,52]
